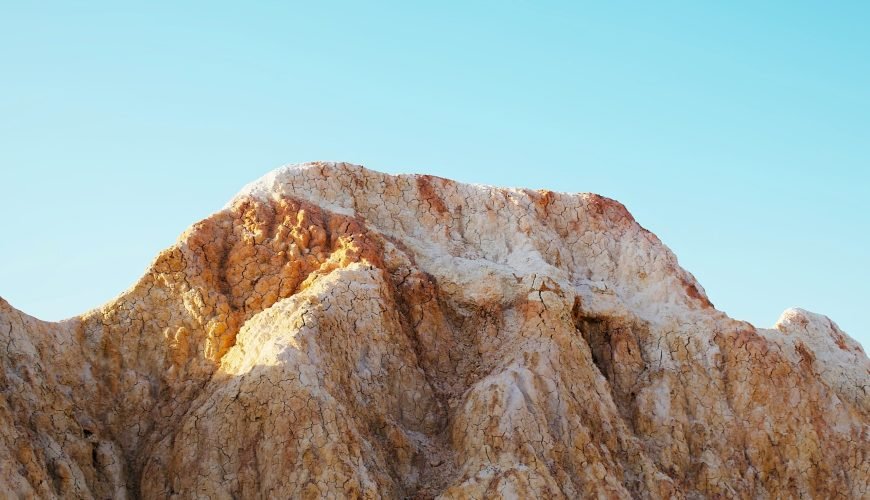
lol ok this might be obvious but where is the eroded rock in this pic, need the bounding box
[1,162,867,499]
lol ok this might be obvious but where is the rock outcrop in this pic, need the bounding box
[1,162,867,499]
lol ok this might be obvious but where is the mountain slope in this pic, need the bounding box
[1,162,867,499]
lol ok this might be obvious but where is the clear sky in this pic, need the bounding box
[1,2,867,348]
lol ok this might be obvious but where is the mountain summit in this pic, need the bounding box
[1,162,867,498]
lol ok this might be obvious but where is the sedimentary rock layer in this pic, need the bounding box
[1,162,867,498]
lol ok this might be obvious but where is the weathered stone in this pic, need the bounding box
[1,162,867,499]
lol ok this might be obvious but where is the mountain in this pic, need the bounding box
[1,162,867,499]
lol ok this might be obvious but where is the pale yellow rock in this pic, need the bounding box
[1,162,867,499]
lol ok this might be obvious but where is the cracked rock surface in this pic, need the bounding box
[1,162,867,499]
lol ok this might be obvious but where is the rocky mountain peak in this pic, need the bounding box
[1,162,866,498]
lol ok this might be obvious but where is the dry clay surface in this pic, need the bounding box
[1,162,867,499]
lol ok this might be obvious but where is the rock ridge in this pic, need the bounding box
[1,161,867,499]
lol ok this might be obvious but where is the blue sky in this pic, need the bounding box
[1,1,867,348]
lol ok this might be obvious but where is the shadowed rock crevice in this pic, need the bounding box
[572,313,648,426]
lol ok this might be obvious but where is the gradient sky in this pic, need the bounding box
[1,1,867,348]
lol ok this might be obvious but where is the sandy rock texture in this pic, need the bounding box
[1,162,867,499]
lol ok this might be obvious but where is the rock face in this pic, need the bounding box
[1,162,867,499]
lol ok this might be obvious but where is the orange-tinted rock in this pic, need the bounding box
[0,162,866,499]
